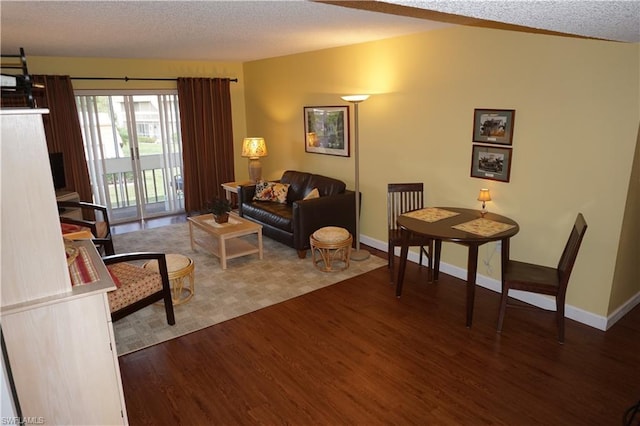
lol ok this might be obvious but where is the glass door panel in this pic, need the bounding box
[76,92,184,223]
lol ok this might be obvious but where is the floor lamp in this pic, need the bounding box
[341,94,370,261]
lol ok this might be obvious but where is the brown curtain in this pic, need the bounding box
[177,78,235,214]
[32,75,93,203]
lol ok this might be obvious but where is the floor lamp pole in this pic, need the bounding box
[342,95,370,261]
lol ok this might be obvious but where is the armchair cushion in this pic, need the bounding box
[95,221,109,239]
[106,263,162,312]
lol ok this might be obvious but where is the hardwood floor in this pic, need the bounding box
[116,217,640,425]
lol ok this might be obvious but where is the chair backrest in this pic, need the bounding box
[557,213,588,286]
[387,183,425,230]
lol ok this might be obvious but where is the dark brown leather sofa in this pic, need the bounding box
[238,170,356,258]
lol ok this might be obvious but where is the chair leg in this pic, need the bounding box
[556,296,566,344]
[388,243,395,284]
[425,241,434,282]
[164,291,176,325]
[497,285,509,332]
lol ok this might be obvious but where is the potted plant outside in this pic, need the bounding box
[209,198,232,224]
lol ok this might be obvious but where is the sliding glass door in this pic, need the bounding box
[76,91,184,223]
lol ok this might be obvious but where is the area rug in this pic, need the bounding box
[111,223,386,355]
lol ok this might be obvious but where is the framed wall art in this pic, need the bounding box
[470,145,513,182]
[472,108,515,145]
[304,106,349,157]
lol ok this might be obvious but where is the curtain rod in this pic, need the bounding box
[70,76,238,82]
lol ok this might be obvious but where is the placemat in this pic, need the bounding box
[68,246,100,286]
[402,207,460,223]
[452,218,516,237]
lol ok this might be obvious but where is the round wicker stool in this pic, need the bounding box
[310,226,352,272]
[144,253,195,305]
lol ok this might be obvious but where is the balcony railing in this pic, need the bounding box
[105,167,183,221]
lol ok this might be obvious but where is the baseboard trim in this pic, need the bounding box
[361,235,638,332]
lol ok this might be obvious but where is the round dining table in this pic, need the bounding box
[396,207,519,327]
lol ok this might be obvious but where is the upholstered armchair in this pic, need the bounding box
[101,251,175,324]
[58,200,114,255]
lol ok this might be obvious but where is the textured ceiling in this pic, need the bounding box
[385,0,640,43]
[1,1,638,62]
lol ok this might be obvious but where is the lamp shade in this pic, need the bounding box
[477,188,492,202]
[341,94,370,103]
[241,137,268,159]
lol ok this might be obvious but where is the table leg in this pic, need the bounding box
[433,239,442,282]
[220,236,227,269]
[500,237,510,295]
[258,229,263,260]
[501,238,510,270]
[396,227,410,298]
[466,244,479,327]
[188,222,195,251]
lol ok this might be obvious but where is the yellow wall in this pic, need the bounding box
[609,123,640,313]
[243,26,640,318]
[25,25,639,320]
[27,56,249,180]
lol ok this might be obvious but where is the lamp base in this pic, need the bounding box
[248,158,262,182]
[350,248,370,261]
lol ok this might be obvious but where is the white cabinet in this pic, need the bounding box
[0,109,128,425]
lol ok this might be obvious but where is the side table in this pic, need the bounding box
[144,253,195,305]
[221,180,252,210]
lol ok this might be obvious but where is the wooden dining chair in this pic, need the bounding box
[387,183,434,284]
[497,213,588,343]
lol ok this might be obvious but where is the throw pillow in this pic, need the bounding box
[270,182,290,203]
[303,187,320,200]
[253,181,290,204]
[253,181,272,201]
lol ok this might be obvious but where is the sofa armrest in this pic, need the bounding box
[292,190,356,250]
[237,184,257,216]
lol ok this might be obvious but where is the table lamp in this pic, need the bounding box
[477,188,491,216]
[242,137,268,182]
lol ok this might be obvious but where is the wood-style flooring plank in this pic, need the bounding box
[118,251,640,425]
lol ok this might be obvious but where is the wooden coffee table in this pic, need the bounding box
[187,213,263,269]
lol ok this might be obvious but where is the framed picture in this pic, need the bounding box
[470,145,513,182]
[472,108,515,145]
[304,106,349,157]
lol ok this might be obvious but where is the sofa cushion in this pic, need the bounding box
[281,170,312,203]
[254,181,290,203]
[306,174,346,196]
[241,200,294,232]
